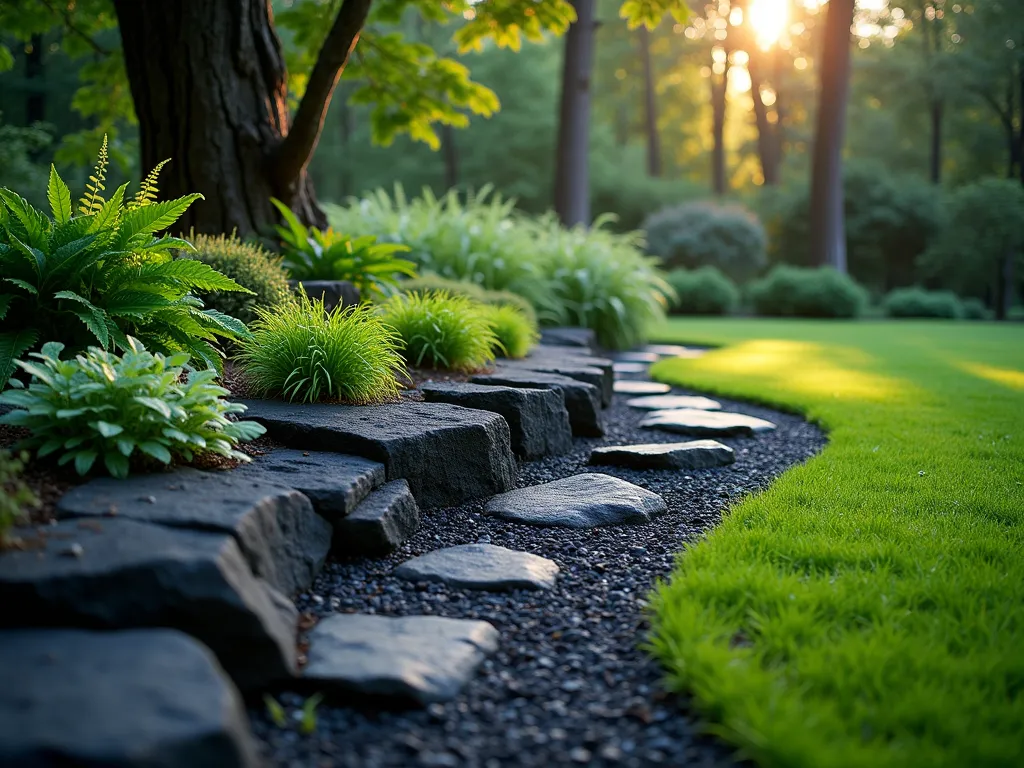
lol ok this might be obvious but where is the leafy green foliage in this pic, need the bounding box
[379,290,497,371]
[481,303,538,359]
[271,198,416,300]
[400,274,538,327]
[236,293,404,404]
[0,148,251,380]
[747,266,868,319]
[883,287,965,319]
[961,298,991,321]
[0,338,265,478]
[0,113,52,209]
[0,449,38,543]
[182,233,293,325]
[665,267,739,315]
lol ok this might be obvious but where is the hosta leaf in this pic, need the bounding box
[118,194,203,240]
[104,451,130,478]
[133,396,172,419]
[0,328,39,382]
[93,420,124,438]
[116,437,135,457]
[139,440,172,464]
[74,449,98,475]
[47,165,73,224]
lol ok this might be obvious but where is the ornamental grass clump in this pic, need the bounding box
[481,304,538,359]
[380,291,497,371]
[0,338,265,478]
[236,293,404,404]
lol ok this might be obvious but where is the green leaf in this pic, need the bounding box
[54,290,110,348]
[0,188,49,249]
[133,396,172,419]
[4,279,38,296]
[270,197,310,249]
[47,165,73,224]
[118,194,204,240]
[103,451,130,478]
[140,258,252,293]
[0,295,12,321]
[88,182,128,234]
[94,420,124,438]
[0,328,39,382]
[138,440,172,464]
[74,450,98,476]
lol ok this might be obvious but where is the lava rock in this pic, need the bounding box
[499,360,612,407]
[589,440,735,470]
[640,409,777,437]
[394,544,559,591]
[538,327,596,350]
[304,614,499,705]
[419,382,572,459]
[613,380,671,395]
[0,519,296,691]
[625,395,722,411]
[238,400,516,509]
[57,468,330,596]
[334,480,420,557]
[289,279,360,312]
[0,628,260,767]
[483,473,667,528]
[469,370,604,437]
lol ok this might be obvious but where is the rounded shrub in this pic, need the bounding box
[665,267,739,315]
[236,293,404,404]
[401,274,538,327]
[481,304,539,359]
[643,201,767,282]
[961,298,991,321]
[183,233,292,325]
[747,266,868,318]
[380,291,497,371]
[883,287,964,319]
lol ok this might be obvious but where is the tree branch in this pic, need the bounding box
[273,0,373,190]
[39,0,110,56]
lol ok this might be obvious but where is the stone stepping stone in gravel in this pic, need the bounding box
[0,518,297,691]
[470,369,604,437]
[625,394,722,411]
[57,468,330,596]
[640,408,776,437]
[613,380,671,395]
[484,474,667,528]
[643,344,693,357]
[239,400,516,509]
[304,614,499,705]
[0,628,260,767]
[420,381,572,459]
[611,351,660,364]
[334,480,420,557]
[613,362,649,375]
[589,440,735,470]
[498,359,613,406]
[394,544,559,591]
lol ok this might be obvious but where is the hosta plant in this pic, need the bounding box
[481,304,538,359]
[0,338,266,478]
[379,290,497,371]
[271,198,416,300]
[0,139,252,381]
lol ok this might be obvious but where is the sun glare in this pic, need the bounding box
[748,0,790,49]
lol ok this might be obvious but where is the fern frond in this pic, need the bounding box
[131,159,170,210]
[78,135,109,216]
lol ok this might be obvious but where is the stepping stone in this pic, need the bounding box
[499,360,612,406]
[57,468,330,596]
[643,344,693,357]
[611,351,660,363]
[484,474,666,528]
[640,409,777,437]
[304,614,499,705]
[613,380,671,395]
[233,449,385,523]
[334,480,420,557]
[625,394,722,411]
[470,370,604,437]
[0,518,297,691]
[613,362,649,375]
[589,440,735,470]
[539,327,596,349]
[420,382,572,459]
[239,400,516,509]
[0,628,260,767]
[394,544,559,591]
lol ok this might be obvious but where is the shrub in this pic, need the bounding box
[0,338,265,478]
[236,293,404,404]
[481,304,538,358]
[0,449,38,543]
[643,200,767,283]
[271,198,417,300]
[380,291,497,371]
[961,298,991,321]
[747,266,868,318]
[883,287,964,319]
[181,233,292,325]
[400,274,538,327]
[665,267,739,315]
[0,141,251,380]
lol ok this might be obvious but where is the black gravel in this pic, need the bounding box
[251,379,826,768]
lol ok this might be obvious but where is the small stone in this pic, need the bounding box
[589,440,735,470]
[334,480,420,557]
[570,747,592,763]
[59,543,84,558]
[612,362,648,375]
[643,344,693,357]
[640,409,776,437]
[624,395,721,411]
[394,544,559,591]
[612,380,671,395]
[610,351,659,363]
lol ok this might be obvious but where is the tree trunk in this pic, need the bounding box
[710,49,730,196]
[442,123,460,190]
[929,99,942,184]
[25,34,45,124]
[639,26,661,177]
[554,0,596,227]
[748,50,778,186]
[808,0,855,273]
[112,0,370,237]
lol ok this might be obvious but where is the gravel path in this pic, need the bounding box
[252,384,826,768]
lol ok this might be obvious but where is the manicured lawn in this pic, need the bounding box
[647,319,1024,768]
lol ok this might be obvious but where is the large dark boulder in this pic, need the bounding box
[289,279,360,312]
[538,327,596,350]
[334,480,420,557]
[469,370,604,438]
[497,360,612,407]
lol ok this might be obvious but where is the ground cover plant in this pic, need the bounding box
[747,266,868,318]
[665,267,739,315]
[883,287,964,319]
[646,317,1024,767]
[0,338,265,478]
[236,292,404,404]
[400,274,539,327]
[480,303,538,358]
[379,290,497,371]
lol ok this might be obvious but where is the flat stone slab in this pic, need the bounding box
[0,628,260,767]
[611,351,660,363]
[500,360,612,406]
[394,544,559,591]
[539,327,596,349]
[613,380,671,395]
[420,381,572,459]
[233,449,385,523]
[470,370,604,437]
[304,614,499,705]
[613,362,649,375]
[589,440,735,470]
[625,394,722,411]
[57,468,330,596]
[643,344,693,357]
[640,409,777,437]
[484,473,667,528]
[239,400,516,509]
[334,480,420,557]
[0,518,296,691]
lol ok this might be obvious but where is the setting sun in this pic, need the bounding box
[748,0,790,48]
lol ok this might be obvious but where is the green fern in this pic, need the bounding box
[131,159,170,210]
[78,135,108,216]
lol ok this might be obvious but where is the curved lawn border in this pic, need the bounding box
[646,319,1024,768]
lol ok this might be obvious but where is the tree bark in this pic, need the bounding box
[808,0,855,273]
[748,49,778,186]
[638,26,661,177]
[710,49,730,196]
[929,99,943,184]
[26,34,45,124]
[554,0,596,227]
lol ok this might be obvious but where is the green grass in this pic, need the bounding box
[647,318,1024,768]
[482,304,538,359]
[380,290,497,371]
